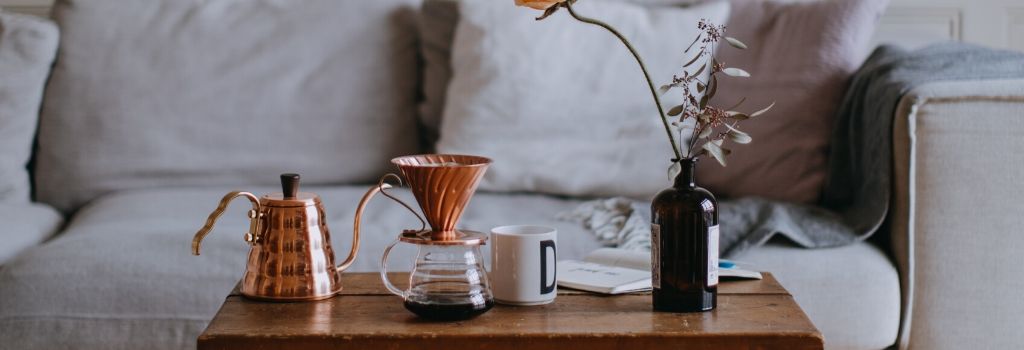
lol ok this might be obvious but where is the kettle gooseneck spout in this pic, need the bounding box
[339,182,393,273]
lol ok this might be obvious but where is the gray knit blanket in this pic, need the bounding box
[560,43,1024,258]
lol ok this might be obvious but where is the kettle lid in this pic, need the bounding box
[261,173,319,207]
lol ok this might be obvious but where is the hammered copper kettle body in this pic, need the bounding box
[191,173,387,301]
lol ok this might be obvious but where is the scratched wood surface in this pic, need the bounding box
[199,273,823,350]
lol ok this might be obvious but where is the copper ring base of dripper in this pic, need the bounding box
[398,229,487,246]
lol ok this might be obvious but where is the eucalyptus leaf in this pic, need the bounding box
[683,52,703,68]
[691,63,706,78]
[702,141,727,166]
[728,130,752,144]
[696,82,705,93]
[723,68,750,78]
[708,75,718,99]
[699,94,709,110]
[667,104,685,116]
[725,37,748,50]
[684,34,701,54]
[727,112,750,120]
[698,126,713,139]
[659,85,672,96]
[726,97,747,111]
[750,101,776,117]
[668,161,682,181]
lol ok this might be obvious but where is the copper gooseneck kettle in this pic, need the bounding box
[191,173,387,301]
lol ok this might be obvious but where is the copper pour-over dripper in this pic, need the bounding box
[389,154,491,243]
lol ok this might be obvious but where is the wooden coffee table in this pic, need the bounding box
[198,273,823,350]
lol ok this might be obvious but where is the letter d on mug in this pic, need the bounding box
[490,225,557,305]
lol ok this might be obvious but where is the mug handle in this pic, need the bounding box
[380,239,407,299]
[540,240,557,295]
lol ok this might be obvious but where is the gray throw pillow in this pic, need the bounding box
[35,0,422,213]
[0,10,59,203]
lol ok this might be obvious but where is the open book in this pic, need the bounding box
[557,248,762,294]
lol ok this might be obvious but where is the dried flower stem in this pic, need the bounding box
[563,2,682,160]
[685,40,710,158]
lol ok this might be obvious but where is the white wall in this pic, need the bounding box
[874,0,1024,51]
[2,0,1021,51]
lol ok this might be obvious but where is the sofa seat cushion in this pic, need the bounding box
[0,202,63,265]
[0,187,896,349]
[740,240,900,349]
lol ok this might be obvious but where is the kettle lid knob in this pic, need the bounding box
[280,173,300,199]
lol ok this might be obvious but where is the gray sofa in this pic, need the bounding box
[0,1,1022,350]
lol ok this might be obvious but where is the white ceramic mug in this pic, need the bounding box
[490,225,558,305]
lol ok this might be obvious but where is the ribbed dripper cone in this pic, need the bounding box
[392,154,491,238]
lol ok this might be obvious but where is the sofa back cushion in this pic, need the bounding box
[0,10,59,203]
[697,0,888,204]
[35,0,421,212]
[423,0,888,204]
[435,0,730,199]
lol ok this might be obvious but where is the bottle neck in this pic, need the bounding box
[673,158,697,189]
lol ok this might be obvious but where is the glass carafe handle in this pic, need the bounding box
[380,239,407,299]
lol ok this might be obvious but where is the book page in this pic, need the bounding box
[557,260,650,293]
[583,248,763,281]
[584,248,651,271]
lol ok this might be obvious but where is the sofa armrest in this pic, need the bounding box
[0,202,63,265]
[891,79,1024,350]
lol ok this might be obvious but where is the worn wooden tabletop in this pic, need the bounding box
[198,272,823,350]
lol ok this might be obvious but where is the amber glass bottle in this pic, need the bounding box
[650,158,719,312]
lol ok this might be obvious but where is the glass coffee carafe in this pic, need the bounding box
[381,230,494,320]
[372,154,496,321]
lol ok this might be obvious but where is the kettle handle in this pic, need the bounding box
[192,191,262,256]
[336,182,393,273]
